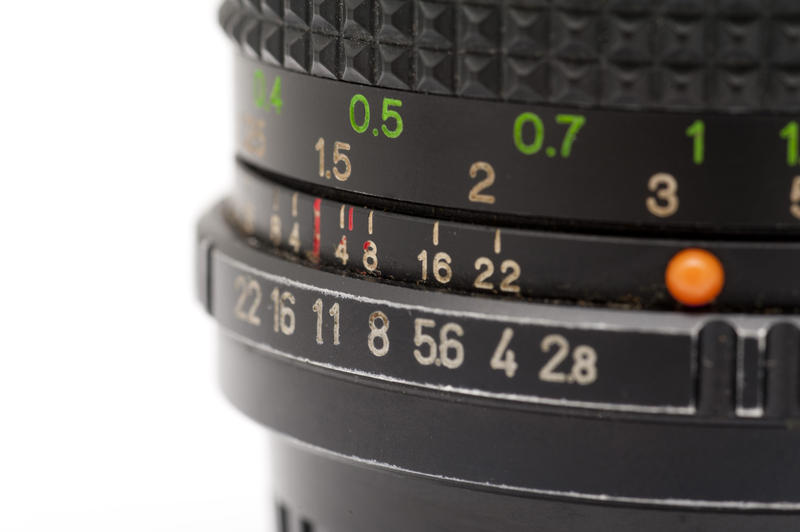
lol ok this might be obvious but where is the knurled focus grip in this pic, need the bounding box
[221,0,800,113]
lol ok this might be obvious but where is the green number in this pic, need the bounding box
[513,112,544,155]
[349,94,370,134]
[685,119,705,165]
[254,69,266,109]
[270,77,283,114]
[381,98,403,138]
[780,121,799,167]
[254,71,282,113]
[555,114,586,158]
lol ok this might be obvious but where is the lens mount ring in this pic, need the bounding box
[268,436,800,532]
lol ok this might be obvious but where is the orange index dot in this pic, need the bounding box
[665,248,725,307]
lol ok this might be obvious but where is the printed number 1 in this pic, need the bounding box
[781,121,799,167]
[686,120,704,165]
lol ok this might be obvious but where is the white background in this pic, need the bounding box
[0,1,270,530]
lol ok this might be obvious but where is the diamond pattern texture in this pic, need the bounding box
[221,0,800,112]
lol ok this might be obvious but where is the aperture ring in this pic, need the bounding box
[222,0,800,113]
[200,201,800,419]
[235,57,800,233]
[200,205,800,505]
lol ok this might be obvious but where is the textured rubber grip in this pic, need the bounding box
[220,0,800,112]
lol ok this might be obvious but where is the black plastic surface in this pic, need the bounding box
[216,331,800,506]
[271,438,800,532]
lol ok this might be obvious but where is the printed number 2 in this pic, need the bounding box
[468,162,496,204]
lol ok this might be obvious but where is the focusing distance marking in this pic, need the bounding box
[233,163,800,311]
[236,57,800,234]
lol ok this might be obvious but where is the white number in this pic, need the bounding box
[363,240,379,271]
[413,318,465,369]
[288,222,301,253]
[269,214,281,246]
[646,173,679,218]
[490,328,518,378]
[239,202,255,234]
[315,138,352,181]
[417,250,453,284]
[315,137,325,177]
[499,260,521,293]
[242,115,266,157]
[313,299,340,345]
[539,334,597,385]
[474,258,521,293]
[335,236,349,265]
[791,176,800,220]
[468,161,496,204]
[270,288,296,336]
[368,311,390,357]
[413,318,437,365]
[473,257,494,290]
[333,141,352,181]
[234,275,262,325]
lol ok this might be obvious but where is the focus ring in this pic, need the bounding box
[235,58,800,233]
[222,0,800,113]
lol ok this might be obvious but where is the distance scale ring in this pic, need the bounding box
[221,0,800,113]
[199,204,800,505]
[235,57,800,234]
[199,200,800,420]
[232,162,800,312]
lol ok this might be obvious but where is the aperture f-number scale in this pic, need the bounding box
[211,246,694,414]
[200,204,797,417]
[236,56,800,233]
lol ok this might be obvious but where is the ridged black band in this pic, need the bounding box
[221,0,800,112]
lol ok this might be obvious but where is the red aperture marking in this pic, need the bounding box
[313,198,322,257]
[363,241,371,251]
[348,207,354,231]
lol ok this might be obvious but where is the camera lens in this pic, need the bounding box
[198,1,800,530]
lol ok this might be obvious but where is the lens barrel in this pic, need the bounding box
[199,2,800,530]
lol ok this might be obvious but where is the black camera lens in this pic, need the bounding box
[198,2,800,530]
